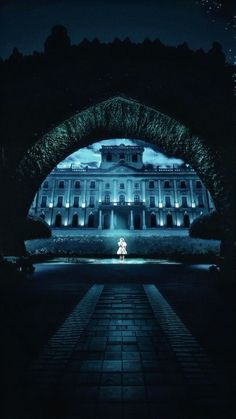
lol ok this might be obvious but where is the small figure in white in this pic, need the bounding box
[117,237,127,262]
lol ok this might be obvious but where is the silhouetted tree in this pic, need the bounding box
[8,47,23,63]
[44,25,71,55]
[208,42,225,66]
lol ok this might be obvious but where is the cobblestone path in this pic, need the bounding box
[19,284,231,419]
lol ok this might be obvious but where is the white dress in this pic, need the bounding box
[117,240,127,255]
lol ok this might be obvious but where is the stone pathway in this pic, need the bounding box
[19,284,231,419]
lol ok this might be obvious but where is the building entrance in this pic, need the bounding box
[115,212,128,229]
[134,214,141,229]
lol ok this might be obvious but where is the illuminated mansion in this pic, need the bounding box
[29,145,214,229]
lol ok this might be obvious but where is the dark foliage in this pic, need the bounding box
[0,26,235,172]
[189,211,223,240]
[20,216,52,240]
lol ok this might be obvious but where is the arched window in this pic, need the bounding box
[166,213,173,228]
[88,213,95,228]
[72,213,78,227]
[55,213,62,227]
[150,213,156,228]
[183,213,190,228]
[119,194,125,204]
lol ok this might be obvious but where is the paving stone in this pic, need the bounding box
[99,386,122,401]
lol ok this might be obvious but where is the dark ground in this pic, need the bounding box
[1,261,236,418]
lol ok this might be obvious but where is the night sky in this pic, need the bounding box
[0,0,235,62]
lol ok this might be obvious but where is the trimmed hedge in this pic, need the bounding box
[189,211,222,240]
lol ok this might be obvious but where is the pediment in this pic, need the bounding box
[107,164,136,174]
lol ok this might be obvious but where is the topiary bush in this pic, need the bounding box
[189,211,223,240]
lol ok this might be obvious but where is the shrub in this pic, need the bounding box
[189,211,222,240]
[19,216,51,240]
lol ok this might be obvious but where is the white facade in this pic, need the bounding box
[29,145,214,229]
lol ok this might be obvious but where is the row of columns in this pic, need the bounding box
[98,209,147,230]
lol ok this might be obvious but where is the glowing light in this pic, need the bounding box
[64,220,68,226]
[192,202,196,208]
[175,202,179,208]
[159,203,163,208]
[177,220,181,227]
[49,202,53,208]
[82,203,86,208]
[114,202,117,206]
[128,202,131,206]
[66,202,70,208]
[80,221,84,226]
[160,220,164,226]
